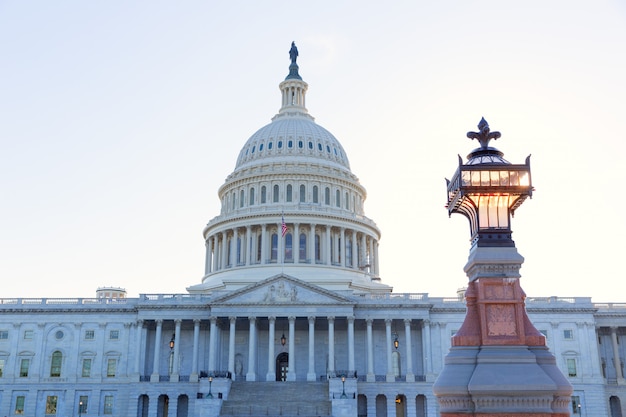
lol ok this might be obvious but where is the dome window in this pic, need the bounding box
[246,149,249,155]
[318,143,323,151]
[313,186,319,203]
[286,185,293,202]
[252,146,256,153]
[298,140,303,148]
[299,185,306,203]
[268,142,273,150]
[261,186,267,204]
[334,148,337,155]
[308,141,313,150]
[336,189,341,207]
[288,140,293,148]
[326,145,331,153]
[278,141,283,149]
[324,187,330,205]
[259,143,264,151]
[273,185,279,203]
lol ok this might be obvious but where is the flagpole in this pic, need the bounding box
[281,213,286,275]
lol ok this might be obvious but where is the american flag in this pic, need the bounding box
[281,215,288,237]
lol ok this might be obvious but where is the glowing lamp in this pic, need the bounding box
[446,118,532,247]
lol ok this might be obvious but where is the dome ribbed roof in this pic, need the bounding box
[234,117,350,171]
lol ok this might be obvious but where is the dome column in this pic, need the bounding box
[293,222,300,263]
[266,316,276,381]
[325,225,332,265]
[309,224,316,264]
[246,317,257,381]
[228,317,236,380]
[351,230,358,269]
[366,319,375,382]
[277,222,284,264]
[307,316,317,381]
[205,238,213,274]
[360,234,367,270]
[261,225,267,265]
[231,228,238,267]
[287,316,296,381]
[327,316,335,377]
[220,232,228,270]
[340,228,346,267]
[246,226,252,266]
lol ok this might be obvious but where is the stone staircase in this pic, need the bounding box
[220,381,331,417]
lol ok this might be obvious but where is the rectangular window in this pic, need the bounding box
[563,329,574,340]
[0,358,5,377]
[0,330,8,339]
[106,359,116,377]
[45,395,58,415]
[104,395,114,414]
[109,330,119,340]
[15,395,25,415]
[79,396,88,414]
[84,330,95,340]
[19,359,30,377]
[567,358,577,377]
[23,330,33,340]
[82,358,92,377]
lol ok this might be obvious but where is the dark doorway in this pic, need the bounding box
[276,352,289,381]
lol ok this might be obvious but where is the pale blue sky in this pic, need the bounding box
[1,1,625,300]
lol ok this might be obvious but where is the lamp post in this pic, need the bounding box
[78,400,83,417]
[578,403,582,416]
[433,118,572,416]
[168,334,175,375]
[392,332,399,350]
[207,376,213,399]
[340,376,347,399]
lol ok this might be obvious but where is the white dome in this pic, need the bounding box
[234,117,351,172]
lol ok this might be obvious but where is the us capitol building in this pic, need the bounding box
[1,44,625,417]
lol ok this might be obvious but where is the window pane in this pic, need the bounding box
[20,359,29,377]
[104,395,114,414]
[82,358,92,377]
[46,396,57,415]
[50,351,62,377]
[107,359,116,377]
[79,396,88,414]
[0,358,4,377]
[15,396,25,414]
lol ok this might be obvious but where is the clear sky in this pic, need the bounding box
[1,1,625,301]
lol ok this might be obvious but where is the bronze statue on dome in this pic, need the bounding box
[289,41,298,64]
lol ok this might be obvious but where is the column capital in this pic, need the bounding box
[384,318,393,325]
[327,316,335,322]
[422,319,430,327]
[550,321,560,329]
[308,316,316,323]
[288,316,296,322]
[136,319,144,327]
[248,316,257,322]
[366,318,374,325]
[347,316,355,323]
[268,316,276,323]
[194,318,202,324]
[155,319,163,325]
[404,318,412,325]
[174,319,182,325]
[209,316,218,324]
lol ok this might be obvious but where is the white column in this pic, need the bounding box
[231,228,238,266]
[422,320,432,377]
[340,228,346,267]
[325,225,332,265]
[611,326,624,381]
[267,316,276,381]
[368,238,375,275]
[293,222,300,263]
[404,319,415,382]
[205,239,212,274]
[228,317,236,380]
[332,230,339,264]
[246,226,252,265]
[328,316,335,376]
[191,319,200,382]
[307,316,316,381]
[150,319,163,382]
[374,241,380,275]
[208,316,218,373]
[360,234,367,270]
[247,317,257,381]
[309,224,316,263]
[220,232,228,269]
[212,236,219,271]
[366,319,375,382]
[287,316,296,381]
[347,316,355,374]
[385,319,394,382]
[133,320,143,379]
[351,230,358,269]
[261,225,267,264]
[171,319,181,381]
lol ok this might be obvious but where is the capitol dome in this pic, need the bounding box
[188,43,389,295]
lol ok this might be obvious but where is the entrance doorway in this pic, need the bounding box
[276,352,289,381]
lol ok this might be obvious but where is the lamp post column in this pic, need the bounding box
[171,319,181,381]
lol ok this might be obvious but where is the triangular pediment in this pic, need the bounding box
[210,274,354,306]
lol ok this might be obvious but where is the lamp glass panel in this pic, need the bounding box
[481,171,490,186]
[471,171,481,186]
[490,171,500,186]
[462,171,471,186]
[499,171,509,186]
[509,171,519,186]
[519,171,530,186]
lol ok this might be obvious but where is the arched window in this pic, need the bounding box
[50,350,62,377]
[257,234,262,263]
[324,187,330,205]
[313,186,319,203]
[261,186,267,204]
[345,192,350,210]
[240,190,244,208]
[271,234,278,262]
[273,185,279,203]
[285,233,293,261]
[236,237,242,266]
[299,233,307,262]
[249,188,255,206]
[392,350,401,377]
[286,185,293,202]
[232,191,236,210]
[336,189,341,207]
[299,185,306,203]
